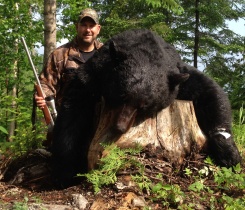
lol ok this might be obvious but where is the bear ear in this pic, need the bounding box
[169,73,189,87]
[109,40,119,59]
[109,40,127,61]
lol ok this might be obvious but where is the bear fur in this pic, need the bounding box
[52,29,241,188]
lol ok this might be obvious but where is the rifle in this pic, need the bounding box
[21,37,57,129]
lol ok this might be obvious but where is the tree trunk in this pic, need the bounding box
[43,0,56,65]
[88,100,207,170]
[194,0,200,68]
[8,3,19,141]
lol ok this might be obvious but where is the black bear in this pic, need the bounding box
[52,29,241,188]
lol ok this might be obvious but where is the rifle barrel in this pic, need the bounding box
[21,37,44,94]
[21,37,54,127]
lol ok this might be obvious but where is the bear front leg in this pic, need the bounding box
[51,95,96,188]
[51,108,88,188]
[177,66,241,167]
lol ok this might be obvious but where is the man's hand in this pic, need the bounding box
[35,94,46,109]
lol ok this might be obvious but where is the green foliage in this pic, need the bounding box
[187,163,215,193]
[188,179,205,192]
[186,159,245,209]
[81,144,142,193]
[0,126,8,135]
[215,165,245,209]
[12,197,28,210]
[7,123,46,156]
[0,0,44,148]
[82,144,186,207]
[221,195,245,210]
[0,95,45,156]
[64,0,177,41]
[151,182,184,207]
[214,164,245,191]
[131,172,152,193]
[132,168,185,207]
[232,104,245,157]
[205,58,245,111]
[82,142,245,208]
[145,0,184,15]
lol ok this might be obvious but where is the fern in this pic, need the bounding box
[80,143,142,193]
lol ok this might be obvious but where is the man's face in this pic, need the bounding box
[76,17,101,45]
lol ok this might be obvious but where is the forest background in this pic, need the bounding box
[0,0,244,163]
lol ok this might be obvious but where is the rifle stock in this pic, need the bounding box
[34,84,53,126]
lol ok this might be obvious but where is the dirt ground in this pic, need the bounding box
[0,146,244,209]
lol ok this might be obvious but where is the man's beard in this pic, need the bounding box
[78,35,96,46]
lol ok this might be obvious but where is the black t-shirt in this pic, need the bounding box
[80,49,96,62]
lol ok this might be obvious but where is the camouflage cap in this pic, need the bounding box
[78,8,99,24]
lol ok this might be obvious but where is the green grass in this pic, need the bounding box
[233,105,245,156]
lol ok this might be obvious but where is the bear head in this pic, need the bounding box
[88,29,189,133]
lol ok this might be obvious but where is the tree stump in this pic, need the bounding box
[88,100,207,170]
[2,100,208,187]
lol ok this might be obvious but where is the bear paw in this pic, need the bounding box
[210,128,241,167]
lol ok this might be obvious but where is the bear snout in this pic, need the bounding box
[115,104,138,133]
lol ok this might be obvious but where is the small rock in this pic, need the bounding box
[90,198,106,210]
[72,193,89,210]
[35,148,52,157]
[29,203,72,210]
[132,196,146,207]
